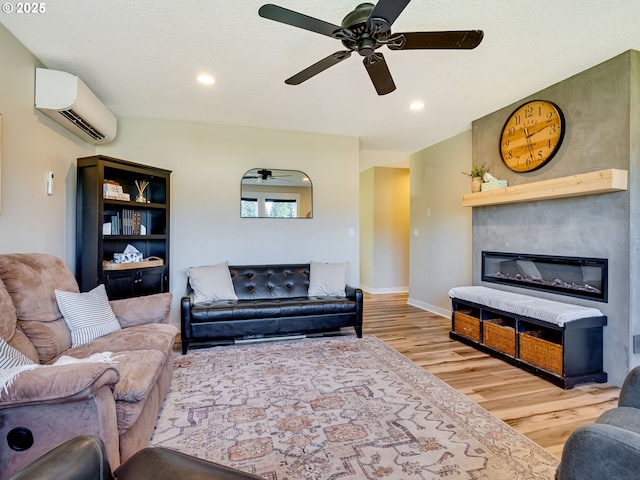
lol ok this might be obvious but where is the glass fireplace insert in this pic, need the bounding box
[481,251,608,302]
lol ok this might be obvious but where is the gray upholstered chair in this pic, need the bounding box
[556,366,640,479]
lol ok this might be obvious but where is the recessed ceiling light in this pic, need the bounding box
[197,74,215,85]
[410,101,425,111]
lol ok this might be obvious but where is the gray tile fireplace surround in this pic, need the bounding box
[471,192,630,386]
[469,50,640,387]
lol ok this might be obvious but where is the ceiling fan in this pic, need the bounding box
[243,169,293,182]
[258,1,484,95]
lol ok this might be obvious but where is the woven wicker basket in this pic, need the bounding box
[483,320,516,356]
[453,311,480,342]
[519,331,563,375]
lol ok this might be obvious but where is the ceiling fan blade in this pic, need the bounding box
[285,51,352,85]
[363,53,396,95]
[388,30,484,50]
[367,0,411,33]
[259,4,347,39]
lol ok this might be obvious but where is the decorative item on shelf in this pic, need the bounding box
[461,163,488,193]
[480,172,508,191]
[135,180,149,203]
[102,256,164,271]
[103,180,130,201]
[113,244,143,263]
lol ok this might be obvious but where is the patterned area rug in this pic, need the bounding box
[151,335,558,479]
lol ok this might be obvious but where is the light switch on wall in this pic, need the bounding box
[348,227,355,238]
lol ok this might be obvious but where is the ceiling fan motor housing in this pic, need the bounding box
[340,3,382,55]
[257,169,272,180]
[341,3,375,30]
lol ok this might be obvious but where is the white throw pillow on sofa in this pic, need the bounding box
[55,284,122,347]
[186,261,238,303]
[308,261,349,297]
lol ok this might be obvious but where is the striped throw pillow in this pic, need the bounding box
[1,337,38,395]
[55,284,122,347]
[0,337,35,369]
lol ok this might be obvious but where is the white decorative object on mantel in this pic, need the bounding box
[481,172,508,191]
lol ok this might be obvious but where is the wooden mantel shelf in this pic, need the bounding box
[462,169,628,207]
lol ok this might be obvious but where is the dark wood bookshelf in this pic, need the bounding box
[76,155,171,300]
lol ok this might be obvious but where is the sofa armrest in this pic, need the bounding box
[619,366,640,408]
[0,363,119,407]
[1,369,121,479]
[180,296,193,355]
[8,435,113,480]
[110,292,172,328]
[556,423,640,479]
[116,445,266,479]
[345,284,364,338]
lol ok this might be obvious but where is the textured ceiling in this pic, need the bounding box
[2,1,640,154]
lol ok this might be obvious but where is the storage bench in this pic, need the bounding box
[449,286,607,389]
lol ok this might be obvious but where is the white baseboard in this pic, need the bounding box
[406,297,450,318]
[360,285,409,294]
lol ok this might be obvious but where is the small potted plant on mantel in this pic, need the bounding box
[462,163,487,193]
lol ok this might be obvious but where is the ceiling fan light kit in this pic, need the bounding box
[258,1,483,95]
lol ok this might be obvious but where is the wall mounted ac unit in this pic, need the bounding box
[35,68,117,144]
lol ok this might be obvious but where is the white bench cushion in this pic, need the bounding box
[449,286,603,327]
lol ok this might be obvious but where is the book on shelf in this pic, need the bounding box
[104,210,145,235]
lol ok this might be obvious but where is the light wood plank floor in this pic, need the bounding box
[363,292,620,458]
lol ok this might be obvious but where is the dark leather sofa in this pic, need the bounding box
[180,264,363,353]
[9,435,263,480]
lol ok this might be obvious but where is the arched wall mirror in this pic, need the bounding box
[241,168,313,218]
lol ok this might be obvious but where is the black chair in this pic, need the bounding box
[9,435,264,480]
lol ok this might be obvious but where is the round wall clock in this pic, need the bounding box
[499,100,565,172]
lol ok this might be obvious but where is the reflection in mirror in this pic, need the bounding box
[241,168,313,218]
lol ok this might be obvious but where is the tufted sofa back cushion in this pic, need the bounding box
[229,264,310,300]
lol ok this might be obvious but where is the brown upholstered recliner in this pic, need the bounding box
[0,254,178,478]
[9,435,264,480]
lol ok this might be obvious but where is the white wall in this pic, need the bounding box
[0,24,93,263]
[360,150,410,171]
[408,131,473,316]
[97,117,360,322]
[1,24,360,328]
[359,169,374,289]
[360,167,410,293]
[374,168,409,291]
